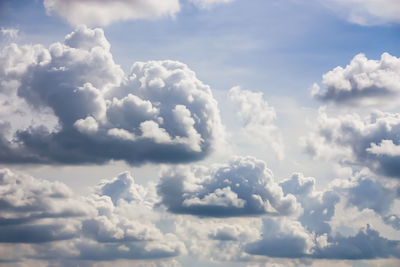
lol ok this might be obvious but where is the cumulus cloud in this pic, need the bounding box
[157,156,299,217]
[246,218,315,258]
[302,109,400,178]
[246,219,400,260]
[43,0,181,26]
[312,53,400,107]
[322,0,400,25]
[229,86,284,159]
[0,26,224,165]
[0,168,184,263]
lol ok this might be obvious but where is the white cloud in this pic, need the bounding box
[322,0,400,25]
[367,139,400,156]
[0,26,225,165]
[157,156,299,217]
[0,168,185,262]
[312,53,400,107]
[0,27,19,39]
[229,86,284,159]
[190,0,235,9]
[302,109,400,178]
[43,0,181,26]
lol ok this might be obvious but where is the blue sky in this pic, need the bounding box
[1,0,400,266]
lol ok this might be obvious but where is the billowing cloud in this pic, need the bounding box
[43,0,181,26]
[312,53,400,107]
[0,26,224,165]
[0,168,185,262]
[302,109,400,178]
[157,156,299,217]
[245,218,315,258]
[229,86,284,159]
[322,0,400,25]
[246,219,400,260]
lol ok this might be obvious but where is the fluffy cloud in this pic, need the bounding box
[43,0,181,26]
[245,218,315,258]
[0,26,224,165]
[246,219,400,260]
[229,86,284,159]
[0,168,184,263]
[157,156,299,217]
[312,53,400,106]
[322,0,400,25]
[302,109,400,178]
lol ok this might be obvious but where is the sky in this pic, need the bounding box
[1,0,400,266]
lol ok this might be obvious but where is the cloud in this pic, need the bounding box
[312,53,400,107]
[0,26,224,165]
[189,0,235,9]
[0,27,18,39]
[313,225,400,259]
[228,86,284,159]
[157,156,299,217]
[246,219,400,260]
[322,0,400,25]
[245,218,315,258]
[0,168,185,262]
[302,109,400,178]
[43,0,181,26]
[43,0,237,26]
[280,173,340,235]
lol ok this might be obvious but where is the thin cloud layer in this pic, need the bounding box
[0,168,185,262]
[323,0,400,25]
[229,86,284,160]
[43,0,236,26]
[312,53,400,107]
[0,26,224,165]
[302,110,400,178]
[44,0,181,26]
[157,156,299,217]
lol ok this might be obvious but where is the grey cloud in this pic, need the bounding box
[0,26,224,166]
[157,156,299,217]
[312,53,400,106]
[245,218,314,258]
[0,168,185,262]
[303,110,400,178]
[280,173,340,235]
[246,219,400,260]
[384,214,400,230]
[0,224,77,243]
[313,225,400,259]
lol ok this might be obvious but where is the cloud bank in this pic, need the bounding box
[0,168,184,263]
